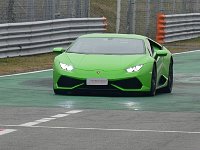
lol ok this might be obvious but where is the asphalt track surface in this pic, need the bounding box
[0,51,200,150]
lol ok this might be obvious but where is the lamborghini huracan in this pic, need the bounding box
[53,33,173,96]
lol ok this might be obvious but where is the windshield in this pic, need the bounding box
[67,37,145,55]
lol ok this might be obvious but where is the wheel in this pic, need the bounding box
[54,89,60,95]
[162,61,173,93]
[53,89,66,95]
[54,89,72,95]
[148,66,157,96]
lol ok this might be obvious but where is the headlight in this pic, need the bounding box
[126,65,143,73]
[60,63,74,71]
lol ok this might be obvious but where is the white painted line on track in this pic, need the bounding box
[19,110,83,127]
[38,118,57,121]
[173,49,200,55]
[0,125,200,134]
[20,122,42,127]
[35,118,56,123]
[51,114,69,118]
[0,129,16,135]
[32,126,200,134]
[0,50,199,78]
[0,69,52,78]
[66,110,83,114]
[20,118,56,126]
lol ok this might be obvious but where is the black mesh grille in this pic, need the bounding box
[57,76,84,87]
[111,78,142,89]
[77,84,117,91]
[57,76,142,90]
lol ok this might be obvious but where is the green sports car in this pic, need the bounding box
[53,33,173,96]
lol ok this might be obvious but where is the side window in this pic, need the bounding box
[148,39,162,53]
[146,39,153,56]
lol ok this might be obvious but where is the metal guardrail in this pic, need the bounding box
[0,17,107,58]
[156,13,200,43]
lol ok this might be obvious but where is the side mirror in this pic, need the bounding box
[156,50,167,57]
[53,47,65,54]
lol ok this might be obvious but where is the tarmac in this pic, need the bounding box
[0,50,200,150]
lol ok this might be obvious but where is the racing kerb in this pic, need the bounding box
[156,13,200,43]
[0,17,107,58]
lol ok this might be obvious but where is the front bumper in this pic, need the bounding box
[56,76,143,91]
[53,63,153,92]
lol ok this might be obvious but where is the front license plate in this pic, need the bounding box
[86,78,108,85]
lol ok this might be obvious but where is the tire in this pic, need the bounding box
[148,65,157,96]
[54,89,66,95]
[162,61,173,93]
[54,89,72,95]
[54,89,60,95]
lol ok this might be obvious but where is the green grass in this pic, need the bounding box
[164,38,200,52]
[0,53,56,75]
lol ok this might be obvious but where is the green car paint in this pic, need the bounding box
[53,33,173,96]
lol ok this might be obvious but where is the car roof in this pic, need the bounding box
[79,33,147,40]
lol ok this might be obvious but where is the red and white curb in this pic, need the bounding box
[19,110,83,127]
[0,129,16,135]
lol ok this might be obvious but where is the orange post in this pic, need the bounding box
[156,13,166,44]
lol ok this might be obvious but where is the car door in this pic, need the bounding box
[147,39,164,86]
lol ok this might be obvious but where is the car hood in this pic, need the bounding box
[60,53,150,71]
